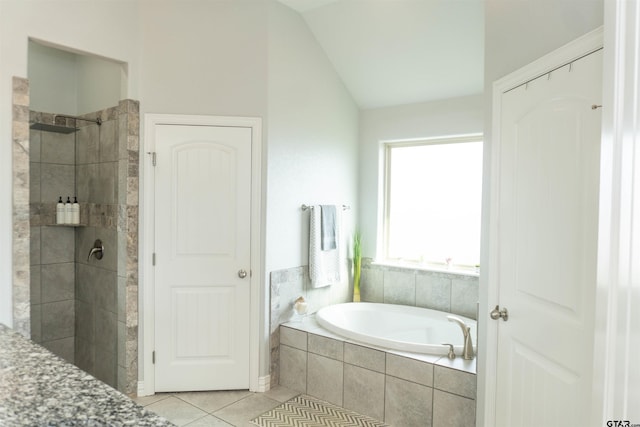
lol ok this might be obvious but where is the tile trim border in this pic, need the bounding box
[12,76,31,338]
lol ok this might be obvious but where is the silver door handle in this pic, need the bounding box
[490,305,509,321]
[238,269,248,279]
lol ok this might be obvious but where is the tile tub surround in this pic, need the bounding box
[0,323,173,426]
[268,262,476,388]
[269,265,352,385]
[360,258,479,320]
[278,319,476,427]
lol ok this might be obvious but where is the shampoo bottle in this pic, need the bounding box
[72,197,80,225]
[64,196,72,224]
[56,197,64,225]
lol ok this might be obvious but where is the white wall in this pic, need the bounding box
[138,0,268,118]
[28,41,78,115]
[266,1,359,373]
[477,1,603,425]
[76,54,127,114]
[266,1,359,272]
[358,94,484,258]
[0,0,140,328]
[29,41,126,116]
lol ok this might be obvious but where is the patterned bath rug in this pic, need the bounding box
[251,394,389,427]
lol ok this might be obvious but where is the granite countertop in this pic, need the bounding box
[0,323,173,426]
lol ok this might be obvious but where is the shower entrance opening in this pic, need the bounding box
[27,101,140,394]
[13,39,141,395]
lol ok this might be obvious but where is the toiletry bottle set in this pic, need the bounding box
[56,196,80,225]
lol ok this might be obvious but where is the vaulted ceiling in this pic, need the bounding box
[278,0,484,109]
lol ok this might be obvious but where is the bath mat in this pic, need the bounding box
[251,394,388,427]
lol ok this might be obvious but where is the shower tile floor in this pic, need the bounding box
[134,386,299,427]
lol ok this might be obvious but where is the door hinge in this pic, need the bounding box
[148,151,157,166]
[152,253,156,266]
[152,351,156,364]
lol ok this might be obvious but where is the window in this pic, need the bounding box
[382,135,483,269]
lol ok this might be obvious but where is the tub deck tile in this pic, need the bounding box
[344,342,386,373]
[434,365,477,399]
[384,376,433,427]
[308,334,344,361]
[386,353,434,387]
[283,316,471,375]
[280,326,308,351]
[343,363,385,421]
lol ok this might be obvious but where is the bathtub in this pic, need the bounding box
[315,302,477,356]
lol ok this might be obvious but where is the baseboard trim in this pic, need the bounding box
[256,375,270,392]
[137,381,149,397]
[137,377,270,395]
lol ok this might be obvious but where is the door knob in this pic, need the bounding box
[490,305,509,321]
[238,269,248,279]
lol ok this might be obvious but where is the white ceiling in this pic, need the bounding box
[278,0,484,109]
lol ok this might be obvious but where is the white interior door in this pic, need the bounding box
[492,49,602,425]
[154,124,252,392]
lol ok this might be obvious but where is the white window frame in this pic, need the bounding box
[381,133,483,271]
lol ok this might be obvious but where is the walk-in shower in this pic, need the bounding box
[28,102,140,393]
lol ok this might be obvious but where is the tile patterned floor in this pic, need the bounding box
[252,395,389,427]
[134,386,300,427]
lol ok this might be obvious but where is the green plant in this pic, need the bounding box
[353,232,362,301]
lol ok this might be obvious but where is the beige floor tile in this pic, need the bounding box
[175,390,253,413]
[263,385,299,403]
[146,396,208,426]
[134,392,173,406]
[184,414,234,426]
[213,394,281,426]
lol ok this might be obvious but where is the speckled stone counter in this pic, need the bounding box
[0,324,173,426]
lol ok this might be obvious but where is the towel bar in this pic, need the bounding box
[301,204,350,211]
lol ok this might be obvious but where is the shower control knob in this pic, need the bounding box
[238,269,248,279]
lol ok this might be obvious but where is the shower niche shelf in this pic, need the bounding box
[46,224,87,228]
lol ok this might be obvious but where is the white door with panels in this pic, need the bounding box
[154,124,252,392]
[489,46,602,425]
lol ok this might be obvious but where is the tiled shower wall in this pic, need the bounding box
[73,100,140,393]
[12,77,30,338]
[27,100,139,394]
[29,121,76,362]
[74,105,121,388]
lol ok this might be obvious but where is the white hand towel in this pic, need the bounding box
[309,205,341,288]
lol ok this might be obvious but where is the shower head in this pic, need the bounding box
[53,114,102,126]
[29,122,78,134]
[30,113,102,134]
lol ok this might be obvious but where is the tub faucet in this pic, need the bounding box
[447,315,474,360]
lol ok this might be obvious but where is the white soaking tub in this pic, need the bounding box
[315,302,477,356]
